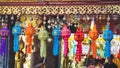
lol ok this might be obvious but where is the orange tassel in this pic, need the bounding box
[25,23,34,54]
[91,41,97,58]
[89,24,99,58]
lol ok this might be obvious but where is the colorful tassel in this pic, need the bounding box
[0,24,9,56]
[12,22,21,52]
[61,24,71,57]
[52,26,60,56]
[89,24,99,58]
[74,27,84,62]
[25,23,34,54]
[103,25,113,58]
[38,26,48,58]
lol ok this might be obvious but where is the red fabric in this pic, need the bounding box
[74,28,84,62]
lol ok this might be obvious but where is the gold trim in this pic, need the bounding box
[0,5,120,15]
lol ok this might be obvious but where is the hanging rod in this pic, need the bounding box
[0,1,120,6]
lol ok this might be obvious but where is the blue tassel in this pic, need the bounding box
[104,41,111,58]
[52,26,60,56]
[53,37,59,56]
[12,22,21,52]
[13,36,19,52]
[103,25,113,58]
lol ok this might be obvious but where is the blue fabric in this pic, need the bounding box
[12,22,21,52]
[104,41,111,58]
[73,41,77,55]
[13,35,19,52]
[52,26,60,56]
[103,25,113,58]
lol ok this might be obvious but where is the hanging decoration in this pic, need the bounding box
[61,24,71,57]
[12,21,21,52]
[38,26,48,58]
[89,18,99,58]
[96,35,105,58]
[103,14,113,58]
[117,35,120,58]
[0,2,120,68]
[25,23,34,54]
[111,35,120,55]
[103,25,113,58]
[0,24,9,56]
[14,36,25,68]
[68,34,78,68]
[68,33,77,60]
[74,27,84,62]
[52,26,61,56]
[82,34,91,55]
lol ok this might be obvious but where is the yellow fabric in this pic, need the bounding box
[68,34,74,60]
[112,57,120,68]
[60,39,64,68]
[96,37,105,58]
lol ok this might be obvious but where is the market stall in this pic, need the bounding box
[0,1,120,68]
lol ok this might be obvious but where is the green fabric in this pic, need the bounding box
[40,40,46,58]
[38,26,48,58]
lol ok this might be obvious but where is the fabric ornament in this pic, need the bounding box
[68,33,76,60]
[74,27,84,62]
[12,22,21,52]
[96,35,105,58]
[61,24,71,57]
[89,24,99,58]
[38,26,48,58]
[0,24,9,56]
[52,26,60,56]
[25,23,34,54]
[103,25,113,58]
[82,34,91,57]
[111,35,120,55]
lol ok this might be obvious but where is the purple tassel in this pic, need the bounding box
[1,39,7,56]
[0,38,2,55]
[0,24,9,56]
